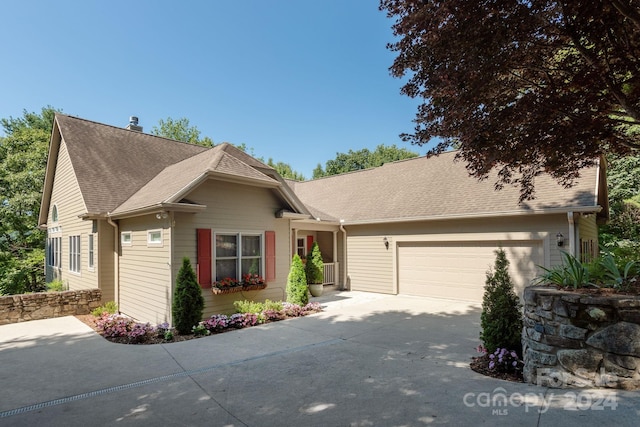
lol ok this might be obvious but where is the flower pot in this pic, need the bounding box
[309,283,323,297]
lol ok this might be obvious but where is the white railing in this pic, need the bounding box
[322,263,336,285]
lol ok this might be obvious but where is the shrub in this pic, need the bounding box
[172,257,205,335]
[234,299,265,314]
[202,314,229,333]
[305,242,324,285]
[480,248,523,355]
[286,254,308,306]
[535,251,591,289]
[488,348,523,374]
[46,279,65,292]
[91,301,118,317]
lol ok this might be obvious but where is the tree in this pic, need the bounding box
[151,117,214,147]
[0,106,59,294]
[380,0,640,200]
[480,248,523,355]
[266,158,306,181]
[313,144,418,178]
[305,242,324,285]
[286,254,308,306]
[172,257,204,334]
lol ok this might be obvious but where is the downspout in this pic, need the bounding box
[567,211,576,258]
[107,215,120,312]
[339,220,348,291]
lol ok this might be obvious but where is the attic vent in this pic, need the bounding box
[126,116,143,132]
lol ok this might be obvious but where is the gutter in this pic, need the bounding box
[106,214,120,312]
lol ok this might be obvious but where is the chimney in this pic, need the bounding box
[126,116,143,132]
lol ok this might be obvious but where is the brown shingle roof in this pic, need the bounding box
[291,152,602,223]
[56,114,206,214]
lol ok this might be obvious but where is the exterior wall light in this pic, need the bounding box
[556,232,564,247]
[383,237,389,250]
[156,212,168,220]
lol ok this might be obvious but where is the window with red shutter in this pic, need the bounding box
[196,228,212,287]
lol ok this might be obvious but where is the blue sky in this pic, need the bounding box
[0,0,430,179]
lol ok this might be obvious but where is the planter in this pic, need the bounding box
[211,283,266,295]
[309,284,323,297]
[522,286,640,390]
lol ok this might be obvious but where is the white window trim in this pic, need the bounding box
[69,235,81,275]
[147,229,163,247]
[88,234,95,271]
[214,231,265,281]
[121,231,132,247]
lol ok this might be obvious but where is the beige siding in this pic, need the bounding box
[346,214,569,295]
[45,139,98,290]
[97,220,115,302]
[577,213,599,261]
[118,215,172,323]
[173,180,291,317]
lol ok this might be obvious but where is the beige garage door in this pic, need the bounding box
[397,241,542,302]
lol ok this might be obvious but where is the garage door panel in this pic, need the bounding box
[398,241,541,302]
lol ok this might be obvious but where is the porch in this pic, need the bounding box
[292,224,342,288]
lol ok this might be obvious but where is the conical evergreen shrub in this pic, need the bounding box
[305,242,324,285]
[172,257,205,335]
[480,248,523,355]
[286,254,308,306]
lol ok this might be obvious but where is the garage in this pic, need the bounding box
[397,240,543,302]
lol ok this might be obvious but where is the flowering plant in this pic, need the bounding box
[488,348,523,373]
[214,277,240,289]
[242,273,265,286]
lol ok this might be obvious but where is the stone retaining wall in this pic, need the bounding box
[522,286,640,390]
[0,289,102,325]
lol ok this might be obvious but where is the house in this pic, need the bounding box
[38,114,608,323]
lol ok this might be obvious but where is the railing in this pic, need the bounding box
[322,262,336,285]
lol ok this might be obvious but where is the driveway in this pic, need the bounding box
[0,291,638,426]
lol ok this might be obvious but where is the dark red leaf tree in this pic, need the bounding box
[380,0,640,199]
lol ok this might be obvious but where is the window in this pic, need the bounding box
[147,229,162,246]
[47,237,61,268]
[88,234,95,270]
[69,235,81,273]
[214,233,262,281]
[297,238,305,258]
[121,231,132,246]
[51,205,58,223]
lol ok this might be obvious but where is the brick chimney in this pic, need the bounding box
[126,116,143,132]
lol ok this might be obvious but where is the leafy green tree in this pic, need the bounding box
[480,249,523,355]
[151,117,214,147]
[0,106,59,294]
[286,254,308,306]
[305,242,324,284]
[266,158,305,181]
[172,257,205,334]
[313,144,418,178]
[381,0,640,200]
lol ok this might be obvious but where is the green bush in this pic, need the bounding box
[234,299,284,314]
[46,279,65,292]
[91,301,118,317]
[535,251,591,289]
[172,257,205,335]
[286,254,308,306]
[305,242,324,285]
[480,248,523,355]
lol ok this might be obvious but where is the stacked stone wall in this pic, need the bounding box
[523,286,640,390]
[0,289,102,325]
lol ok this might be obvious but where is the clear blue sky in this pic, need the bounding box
[0,0,430,179]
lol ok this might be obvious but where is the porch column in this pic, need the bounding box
[333,231,339,286]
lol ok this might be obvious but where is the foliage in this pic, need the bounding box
[305,242,324,284]
[95,313,156,343]
[172,257,205,334]
[480,249,523,355]
[241,273,264,286]
[286,254,308,306]
[487,347,524,374]
[313,144,418,178]
[214,277,241,289]
[0,106,60,295]
[380,0,640,200]
[151,117,214,147]
[233,299,283,314]
[91,300,119,317]
[265,158,306,181]
[536,251,591,289]
[46,279,65,292]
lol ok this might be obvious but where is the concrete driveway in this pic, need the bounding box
[0,291,638,426]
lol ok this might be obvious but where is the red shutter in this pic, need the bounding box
[306,236,313,256]
[197,229,212,287]
[265,231,276,282]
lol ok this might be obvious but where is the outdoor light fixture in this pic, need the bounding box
[156,212,168,220]
[383,237,389,250]
[556,232,564,247]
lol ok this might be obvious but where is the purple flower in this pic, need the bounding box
[511,351,517,358]
[489,354,495,359]
[489,361,495,369]
[512,361,518,367]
